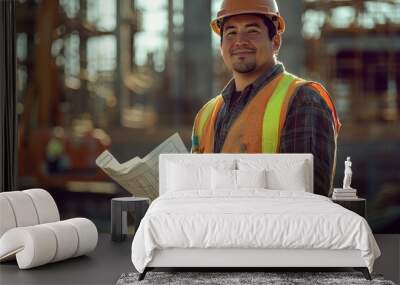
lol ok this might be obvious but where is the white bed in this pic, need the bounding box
[131,154,380,280]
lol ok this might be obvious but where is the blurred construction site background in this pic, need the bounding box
[16,0,400,233]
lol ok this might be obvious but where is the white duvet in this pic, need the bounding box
[131,190,380,273]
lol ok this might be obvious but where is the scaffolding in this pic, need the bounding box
[303,0,400,137]
[14,0,142,189]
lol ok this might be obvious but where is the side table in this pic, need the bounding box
[111,197,150,242]
[331,198,366,218]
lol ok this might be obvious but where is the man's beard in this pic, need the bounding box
[232,61,257,73]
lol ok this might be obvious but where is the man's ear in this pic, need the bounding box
[272,34,282,56]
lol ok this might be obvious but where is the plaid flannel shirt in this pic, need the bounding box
[213,63,336,197]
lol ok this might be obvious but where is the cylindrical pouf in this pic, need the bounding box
[1,192,39,227]
[23,188,60,223]
[0,195,17,237]
[42,221,79,262]
[0,226,57,269]
[64,218,98,257]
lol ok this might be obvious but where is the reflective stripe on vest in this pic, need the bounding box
[262,72,298,152]
[198,96,220,144]
[195,71,339,153]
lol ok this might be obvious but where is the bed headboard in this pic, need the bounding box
[159,153,313,196]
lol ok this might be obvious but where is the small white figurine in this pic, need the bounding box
[343,156,353,189]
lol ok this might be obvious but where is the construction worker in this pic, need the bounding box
[191,0,341,197]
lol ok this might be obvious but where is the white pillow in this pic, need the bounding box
[266,167,307,191]
[166,159,236,192]
[211,168,236,190]
[238,159,309,192]
[236,169,267,189]
[211,169,267,190]
[167,159,236,170]
[167,162,211,191]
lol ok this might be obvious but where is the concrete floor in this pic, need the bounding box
[0,234,133,285]
[373,234,400,284]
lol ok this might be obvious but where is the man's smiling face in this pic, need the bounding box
[220,14,278,75]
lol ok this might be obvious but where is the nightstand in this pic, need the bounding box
[331,198,366,218]
[111,197,150,242]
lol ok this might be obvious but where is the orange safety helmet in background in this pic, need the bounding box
[210,0,286,36]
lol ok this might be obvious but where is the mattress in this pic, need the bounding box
[131,190,380,273]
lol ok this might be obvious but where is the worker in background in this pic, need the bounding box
[191,0,341,197]
[46,126,69,174]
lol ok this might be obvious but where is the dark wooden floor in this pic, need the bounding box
[0,234,133,285]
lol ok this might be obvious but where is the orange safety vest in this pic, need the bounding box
[191,72,341,153]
